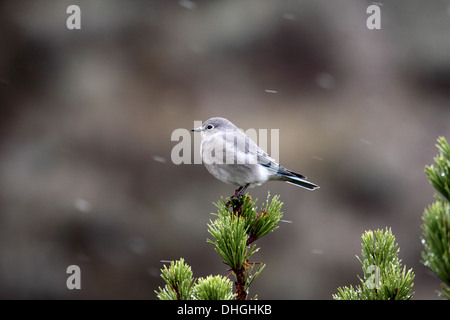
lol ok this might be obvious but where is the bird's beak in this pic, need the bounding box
[191,126,203,132]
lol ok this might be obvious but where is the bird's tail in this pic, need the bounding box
[276,167,320,190]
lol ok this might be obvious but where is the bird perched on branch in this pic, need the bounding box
[192,117,319,198]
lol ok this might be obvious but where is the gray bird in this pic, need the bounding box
[192,117,319,197]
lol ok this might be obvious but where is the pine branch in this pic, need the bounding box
[421,137,450,299]
[193,275,237,300]
[155,259,236,300]
[425,136,450,202]
[207,213,249,271]
[156,193,284,300]
[333,228,415,300]
[155,258,195,300]
[207,193,283,300]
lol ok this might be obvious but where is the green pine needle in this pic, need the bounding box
[207,213,249,271]
[425,137,450,202]
[207,192,284,299]
[333,228,415,300]
[156,193,285,300]
[421,201,450,298]
[421,136,450,299]
[193,275,237,300]
[155,258,195,300]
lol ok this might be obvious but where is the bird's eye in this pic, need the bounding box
[206,124,214,130]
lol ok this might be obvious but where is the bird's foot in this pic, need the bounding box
[226,191,241,208]
[225,184,249,212]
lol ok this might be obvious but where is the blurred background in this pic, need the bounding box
[0,0,449,299]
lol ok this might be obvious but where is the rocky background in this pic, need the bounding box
[0,0,449,299]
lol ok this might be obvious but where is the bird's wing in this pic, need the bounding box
[257,151,307,179]
[220,129,260,164]
[257,151,279,172]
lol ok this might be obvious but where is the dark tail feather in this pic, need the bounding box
[271,166,319,190]
[285,177,319,190]
[277,168,319,190]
